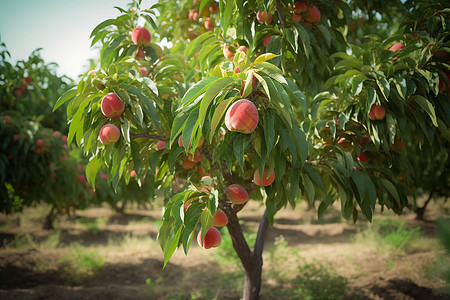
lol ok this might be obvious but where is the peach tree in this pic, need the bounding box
[54,0,449,299]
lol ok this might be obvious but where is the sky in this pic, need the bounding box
[0,0,156,79]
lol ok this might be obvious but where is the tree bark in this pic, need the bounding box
[224,201,269,300]
[415,190,434,220]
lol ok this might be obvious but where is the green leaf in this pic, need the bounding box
[182,76,219,105]
[411,95,438,126]
[53,87,77,112]
[380,178,401,207]
[252,53,280,66]
[86,156,101,190]
[90,18,115,38]
[210,98,233,142]
[303,163,325,192]
[163,226,182,269]
[303,174,315,205]
[377,77,390,100]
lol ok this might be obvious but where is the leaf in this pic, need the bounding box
[90,19,115,38]
[252,53,280,66]
[163,226,182,269]
[377,77,390,100]
[209,98,233,142]
[380,178,401,207]
[303,163,326,192]
[86,156,101,190]
[303,174,315,205]
[53,87,77,112]
[411,95,438,127]
[181,76,219,105]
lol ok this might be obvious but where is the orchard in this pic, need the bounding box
[2,0,450,299]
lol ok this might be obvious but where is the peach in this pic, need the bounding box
[182,159,196,169]
[99,124,121,145]
[369,104,386,120]
[293,14,302,22]
[198,165,210,177]
[257,11,272,23]
[212,209,228,227]
[62,135,68,143]
[188,9,195,20]
[304,5,321,23]
[77,174,85,182]
[135,48,145,61]
[24,76,32,84]
[224,99,259,134]
[235,67,240,74]
[223,45,234,59]
[192,11,199,21]
[253,168,275,186]
[178,135,204,149]
[204,17,214,30]
[36,139,44,147]
[197,227,222,249]
[3,115,11,123]
[101,174,108,180]
[132,26,151,47]
[357,152,370,163]
[138,67,147,76]
[156,140,167,150]
[237,45,247,53]
[20,83,27,91]
[13,88,22,97]
[209,2,219,13]
[226,184,249,204]
[263,36,271,47]
[101,92,125,118]
[187,150,202,162]
[294,1,308,14]
[130,170,136,177]
[53,131,61,138]
[389,43,404,52]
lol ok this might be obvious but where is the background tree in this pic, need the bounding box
[54,0,449,299]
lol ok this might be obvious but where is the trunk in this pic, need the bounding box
[224,202,269,300]
[43,206,55,230]
[415,190,434,220]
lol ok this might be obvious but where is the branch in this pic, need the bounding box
[275,0,286,29]
[253,209,268,258]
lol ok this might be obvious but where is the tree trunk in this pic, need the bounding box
[43,206,55,230]
[224,202,269,300]
[415,190,434,220]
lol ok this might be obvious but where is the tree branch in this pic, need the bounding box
[253,209,268,258]
[131,133,167,140]
[275,0,286,28]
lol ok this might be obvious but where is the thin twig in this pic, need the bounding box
[275,0,286,28]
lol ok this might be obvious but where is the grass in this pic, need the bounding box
[4,230,61,250]
[77,217,108,234]
[56,242,105,284]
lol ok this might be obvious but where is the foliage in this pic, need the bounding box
[54,0,450,286]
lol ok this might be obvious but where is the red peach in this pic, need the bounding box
[192,11,199,21]
[293,14,302,22]
[138,67,147,76]
[178,135,204,149]
[13,88,22,97]
[224,99,259,134]
[198,165,210,177]
[204,17,214,30]
[237,45,247,53]
[226,184,249,204]
[53,131,61,138]
[253,168,275,186]
[78,165,84,170]
[209,2,219,13]
[263,36,271,47]
[77,174,85,182]
[20,83,27,91]
[187,150,202,162]
[13,134,19,141]
[294,1,308,14]
[101,93,125,118]
[101,174,108,180]
[132,26,151,47]
[130,170,136,177]
[156,140,167,150]
[212,209,228,227]
[369,104,386,120]
[99,124,121,145]
[304,5,321,23]
[135,48,145,61]
[182,159,196,169]
[3,115,11,123]
[235,67,240,74]
[24,76,32,84]
[223,45,234,59]
[389,43,404,52]
[257,11,272,23]
[36,139,44,147]
[357,152,370,163]
[197,227,222,249]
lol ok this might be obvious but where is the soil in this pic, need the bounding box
[0,200,449,300]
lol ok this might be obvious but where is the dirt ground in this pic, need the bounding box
[0,199,449,300]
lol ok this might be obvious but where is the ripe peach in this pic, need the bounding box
[130,170,136,177]
[36,139,44,147]
[293,14,302,22]
[226,184,249,204]
[13,134,19,141]
[389,43,404,52]
[156,140,167,150]
[212,209,228,227]
[187,150,202,162]
[198,165,210,177]
[235,67,240,74]
[204,17,214,30]
[224,99,259,134]
[101,93,125,118]
[24,76,32,84]
[62,135,68,143]
[257,11,272,23]
[192,11,199,21]
[369,104,386,120]
[101,174,108,180]
[357,152,370,163]
[20,83,27,91]
[138,67,147,76]
[263,36,271,47]
[132,26,151,47]
[182,159,196,169]
[197,227,222,249]
[3,115,11,123]
[135,48,145,61]
[99,124,121,145]
[294,1,308,14]
[53,131,61,138]
[223,45,234,59]
[237,45,247,53]
[77,174,85,182]
[178,135,204,149]
[253,168,275,186]
[209,2,219,13]
[304,5,321,23]
[13,88,22,97]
